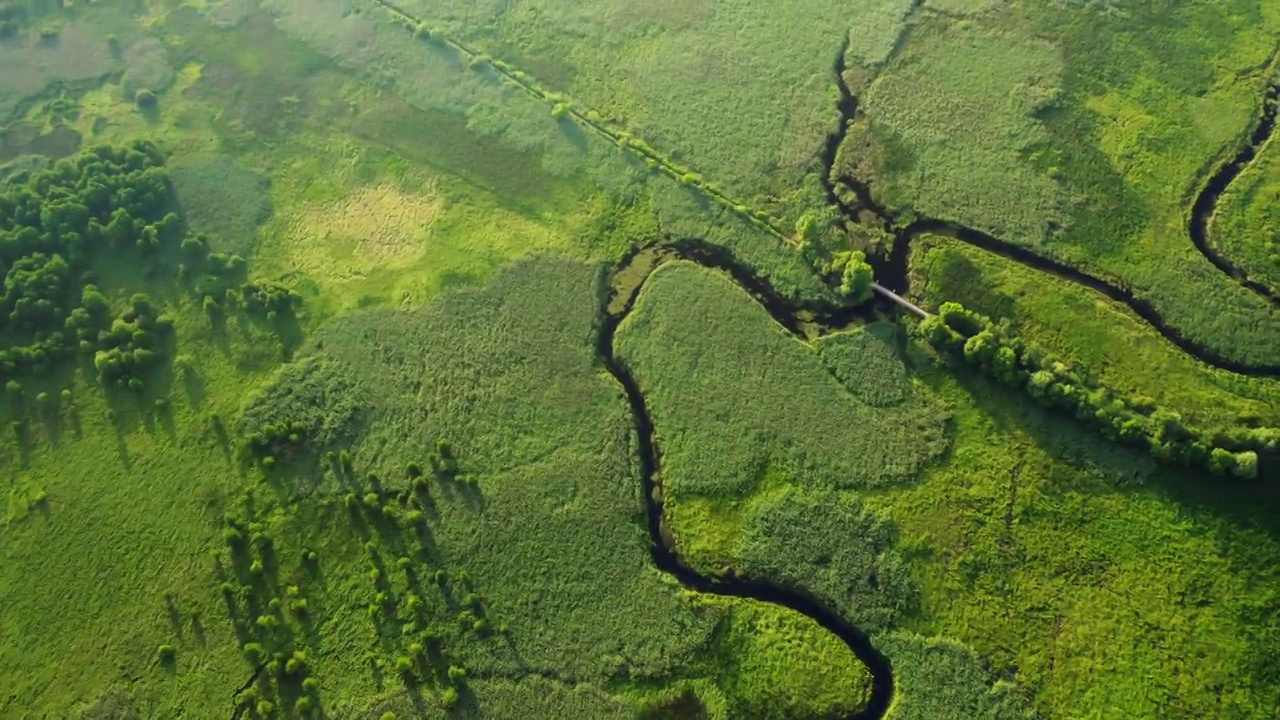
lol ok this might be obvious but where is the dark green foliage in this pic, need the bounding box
[919,302,1271,478]
[814,323,911,408]
[0,142,191,393]
[156,644,175,665]
[133,89,157,109]
[92,294,171,387]
[838,251,875,302]
[240,281,300,318]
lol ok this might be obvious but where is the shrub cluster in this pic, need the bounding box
[0,142,202,393]
[240,281,301,319]
[920,302,1273,478]
[92,294,173,389]
[240,356,363,464]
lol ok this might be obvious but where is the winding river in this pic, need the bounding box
[598,48,1280,720]
[825,44,1280,378]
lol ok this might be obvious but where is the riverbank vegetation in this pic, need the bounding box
[846,0,1280,368]
[222,257,875,719]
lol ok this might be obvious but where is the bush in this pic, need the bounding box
[839,251,875,303]
[441,687,459,709]
[157,644,176,664]
[242,642,265,662]
[134,89,157,109]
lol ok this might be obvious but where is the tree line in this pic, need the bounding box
[919,302,1275,479]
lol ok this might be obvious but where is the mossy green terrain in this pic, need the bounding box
[382,0,916,222]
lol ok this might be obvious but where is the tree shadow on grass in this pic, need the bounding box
[923,353,1280,546]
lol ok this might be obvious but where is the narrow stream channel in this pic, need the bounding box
[597,241,893,720]
[1188,82,1280,307]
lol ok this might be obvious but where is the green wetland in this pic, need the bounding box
[2,1,1280,719]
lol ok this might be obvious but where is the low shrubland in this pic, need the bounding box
[384,0,917,223]
[877,633,1033,720]
[736,485,917,634]
[168,157,272,257]
[858,18,1067,243]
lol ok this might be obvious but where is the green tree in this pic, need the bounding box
[838,251,875,303]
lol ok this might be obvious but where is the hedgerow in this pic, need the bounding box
[919,302,1272,478]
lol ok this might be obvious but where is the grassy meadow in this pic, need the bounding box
[3,0,1280,719]
[850,0,1280,367]
[614,261,1034,716]
[377,0,918,225]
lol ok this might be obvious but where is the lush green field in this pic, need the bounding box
[0,4,869,717]
[849,0,1280,367]
[884,359,1280,718]
[615,257,1280,718]
[375,0,917,224]
[614,261,1034,717]
[4,0,1280,718]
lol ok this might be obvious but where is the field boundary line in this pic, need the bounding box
[368,0,792,243]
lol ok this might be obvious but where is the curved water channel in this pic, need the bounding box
[825,42,1280,377]
[598,241,892,720]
